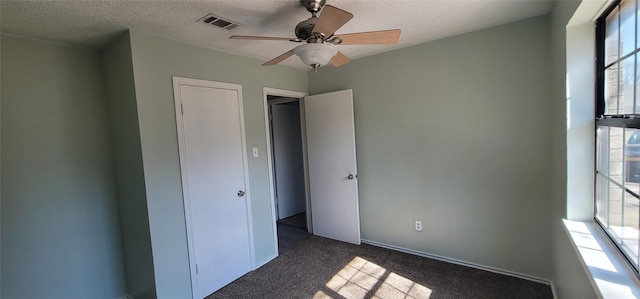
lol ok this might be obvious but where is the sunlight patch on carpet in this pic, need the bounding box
[313,256,432,299]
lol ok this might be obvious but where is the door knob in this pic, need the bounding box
[347,174,355,180]
[237,190,245,197]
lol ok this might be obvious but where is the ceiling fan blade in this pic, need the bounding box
[262,50,295,66]
[333,29,401,45]
[312,5,353,37]
[330,51,350,67]
[230,35,301,42]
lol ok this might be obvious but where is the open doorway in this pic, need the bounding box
[263,88,311,253]
[268,96,307,229]
[264,88,361,254]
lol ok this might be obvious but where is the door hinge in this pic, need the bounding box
[181,103,184,115]
[196,263,198,274]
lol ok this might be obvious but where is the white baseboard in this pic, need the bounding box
[361,239,553,286]
[550,281,558,299]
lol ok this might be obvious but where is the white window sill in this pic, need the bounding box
[563,219,640,298]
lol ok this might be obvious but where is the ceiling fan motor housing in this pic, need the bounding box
[295,17,318,41]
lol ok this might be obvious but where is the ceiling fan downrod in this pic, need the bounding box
[295,0,328,41]
[300,0,327,14]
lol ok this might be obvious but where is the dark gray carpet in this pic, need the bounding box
[207,230,553,299]
[277,222,312,252]
[278,212,307,230]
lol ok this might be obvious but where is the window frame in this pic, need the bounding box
[595,0,640,277]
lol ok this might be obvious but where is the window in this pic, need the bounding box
[596,0,640,274]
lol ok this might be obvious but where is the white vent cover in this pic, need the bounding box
[197,13,241,30]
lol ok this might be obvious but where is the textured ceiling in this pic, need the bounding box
[0,0,555,69]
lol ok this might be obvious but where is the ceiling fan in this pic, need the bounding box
[229,0,401,72]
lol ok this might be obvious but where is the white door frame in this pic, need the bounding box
[263,87,310,255]
[174,77,255,298]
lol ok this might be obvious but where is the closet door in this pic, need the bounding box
[174,77,253,298]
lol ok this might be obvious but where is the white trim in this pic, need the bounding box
[173,77,255,298]
[563,220,602,298]
[361,239,553,286]
[563,220,640,299]
[550,281,558,299]
[237,82,256,273]
[591,0,615,23]
[262,87,308,261]
[172,77,198,299]
[268,97,300,105]
[298,98,313,234]
[566,0,612,26]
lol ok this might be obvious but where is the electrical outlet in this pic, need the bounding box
[415,220,422,231]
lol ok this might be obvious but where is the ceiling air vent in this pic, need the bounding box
[197,13,241,30]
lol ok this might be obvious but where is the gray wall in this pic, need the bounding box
[102,32,156,299]
[0,34,126,298]
[308,16,553,279]
[127,31,309,299]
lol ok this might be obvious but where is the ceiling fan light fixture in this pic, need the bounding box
[293,43,337,70]
[230,3,400,69]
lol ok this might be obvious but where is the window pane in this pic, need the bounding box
[621,56,636,114]
[606,64,621,114]
[598,126,611,175]
[623,128,640,268]
[609,182,624,242]
[637,0,640,52]
[621,0,636,56]
[635,54,640,114]
[622,190,639,268]
[626,128,640,183]
[611,127,625,185]
[607,7,620,65]
[597,173,610,225]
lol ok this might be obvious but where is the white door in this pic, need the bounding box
[271,103,306,219]
[304,89,360,245]
[173,78,253,298]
